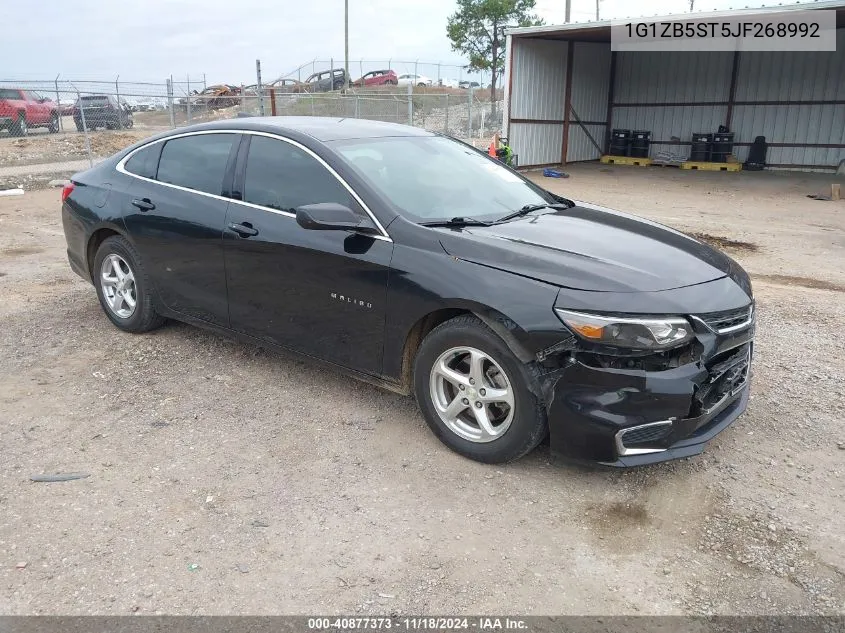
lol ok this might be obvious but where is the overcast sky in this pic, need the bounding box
[4,0,791,85]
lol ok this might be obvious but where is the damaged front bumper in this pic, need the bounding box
[542,303,754,467]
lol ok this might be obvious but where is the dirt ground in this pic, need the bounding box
[0,164,844,615]
[0,120,161,191]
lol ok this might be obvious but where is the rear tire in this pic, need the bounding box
[413,315,547,464]
[93,235,165,333]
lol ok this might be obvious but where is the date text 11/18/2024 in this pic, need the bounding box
[307,617,529,630]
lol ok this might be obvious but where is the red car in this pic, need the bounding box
[353,69,398,87]
[0,88,60,136]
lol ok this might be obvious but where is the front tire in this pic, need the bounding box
[48,112,60,133]
[413,315,547,464]
[93,236,165,333]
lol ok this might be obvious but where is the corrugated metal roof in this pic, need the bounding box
[507,0,845,38]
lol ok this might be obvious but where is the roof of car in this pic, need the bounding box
[178,116,435,142]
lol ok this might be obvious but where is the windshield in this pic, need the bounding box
[331,136,554,222]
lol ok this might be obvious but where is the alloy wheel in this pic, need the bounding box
[100,253,137,319]
[429,346,515,443]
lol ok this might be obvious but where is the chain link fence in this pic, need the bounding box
[271,59,491,89]
[269,86,503,141]
[1,65,502,192]
[0,76,273,190]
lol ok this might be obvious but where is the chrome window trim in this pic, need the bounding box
[115,128,392,243]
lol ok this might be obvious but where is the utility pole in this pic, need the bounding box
[344,0,350,90]
[689,0,695,11]
[565,0,571,22]
[596,0,600,21]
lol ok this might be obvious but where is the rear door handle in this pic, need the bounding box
[131,198,155,211]
[228,222,259,238]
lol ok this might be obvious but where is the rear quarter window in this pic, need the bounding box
[156,134,234,195]
[123,143,162,180]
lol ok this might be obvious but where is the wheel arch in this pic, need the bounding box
[86,225,126,281]
[398,303,534,394]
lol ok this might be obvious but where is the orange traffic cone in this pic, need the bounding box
[488,140,497,158]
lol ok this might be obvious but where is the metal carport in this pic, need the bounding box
[502,0,845,171]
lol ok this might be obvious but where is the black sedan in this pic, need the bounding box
[61,117,754,467]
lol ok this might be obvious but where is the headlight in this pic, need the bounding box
[555,309,694,350]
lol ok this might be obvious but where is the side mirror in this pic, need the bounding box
[295,203,376,233]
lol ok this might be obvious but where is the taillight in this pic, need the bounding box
[61,182,75,202]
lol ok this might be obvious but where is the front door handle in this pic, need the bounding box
[131,198,155,211]
[229,222,259,238]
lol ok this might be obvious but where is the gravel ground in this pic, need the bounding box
[0,165,844,615]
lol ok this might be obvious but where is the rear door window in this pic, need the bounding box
[124,143,162,179]
[0,89,21,100]
[80,96,110,108]
[157,134,234,195]
[242,135,359,214]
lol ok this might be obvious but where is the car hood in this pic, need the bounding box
[436,201,734,293]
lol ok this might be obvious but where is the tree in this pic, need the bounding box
[447,0,543,120]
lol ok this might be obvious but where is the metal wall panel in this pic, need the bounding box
[570,42,611,121]
[735,29,845,101]
[731,104,845,167]
[509,122,564,166]
[730,28,845,168]
[502,34,514,138]
[567,124,606,162]
[613,51,733,103]
[612,105,728,145]
[510,38,568,120]
[565,42,612,163]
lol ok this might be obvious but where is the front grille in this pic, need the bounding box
[694,343,750,415]
[621,424,672,446]
[698,305,753,332]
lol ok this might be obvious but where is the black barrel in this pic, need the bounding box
[690,133,712,162]
[629,130,651,158]
[609,129,631,156]
[711,132,735,163]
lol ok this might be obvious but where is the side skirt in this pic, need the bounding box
[154,305,412,396]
